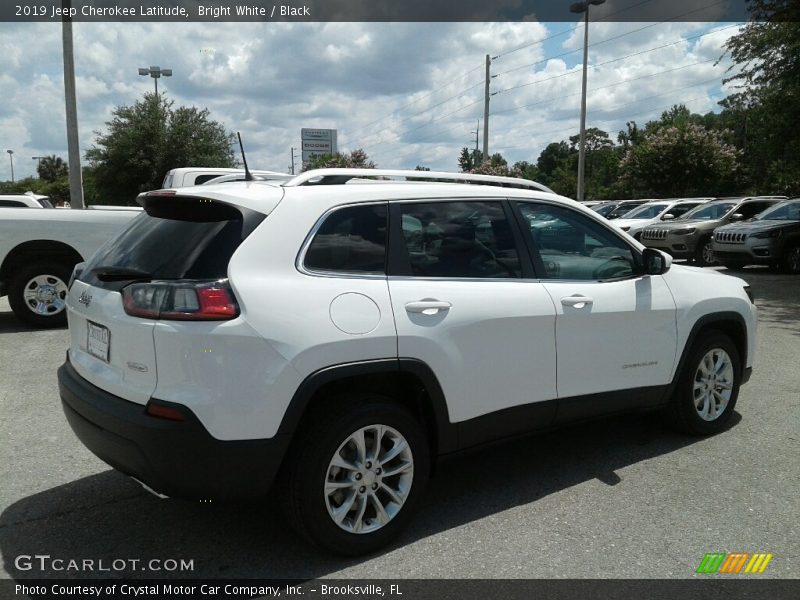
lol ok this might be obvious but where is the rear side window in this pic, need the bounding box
[0,200,27,207]
[304,204,388,274]
[398,201,521,278]
[82,200,252,289]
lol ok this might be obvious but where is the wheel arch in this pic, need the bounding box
[0,239,84,283]
[673,312,749,388]
[277,358,457,457]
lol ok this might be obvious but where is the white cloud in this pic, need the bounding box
[0,20,742,185]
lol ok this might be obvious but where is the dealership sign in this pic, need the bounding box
[301,128,338,163]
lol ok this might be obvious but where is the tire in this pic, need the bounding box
[666,331,741,435]
[782,244,800,274]
[8,261,72,328]
[280,395,430,555]
[694,236,716,267]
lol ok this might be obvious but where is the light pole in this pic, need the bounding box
[570,0,605,202]
[32,156,46,176]
[138,66,172,96]
[6,150,14,183]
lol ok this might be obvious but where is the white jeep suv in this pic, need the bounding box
[58,169,757,555]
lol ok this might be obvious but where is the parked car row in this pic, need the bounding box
[587,195,799,272]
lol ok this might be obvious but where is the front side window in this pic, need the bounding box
[304,204,387,274]
[735,201,775,220]
[516,202,637,280]
[666,203,700,219]
[398,201,521,278]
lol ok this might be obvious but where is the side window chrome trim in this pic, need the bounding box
[296,200,389,278]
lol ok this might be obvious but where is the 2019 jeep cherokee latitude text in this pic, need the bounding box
[57,169,757,555]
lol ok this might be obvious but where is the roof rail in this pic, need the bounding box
[283,168,555,194]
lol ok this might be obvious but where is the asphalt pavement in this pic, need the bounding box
[0,267,797,580]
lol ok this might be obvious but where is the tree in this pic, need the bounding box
[457,147,483,172]
[718,0,800,194]
[617,123,740,197]
[304,149,376,170]
[414,165,431,171]
[86,93,235,204]
[37,155,68,182]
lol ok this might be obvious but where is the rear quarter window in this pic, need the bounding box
[303,204,388,274]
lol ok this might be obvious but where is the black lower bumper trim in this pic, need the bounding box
[58,359,289,501]
[742,366,752,384]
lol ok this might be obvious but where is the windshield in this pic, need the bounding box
[681,202,737,220]
[755,200,800,221]
[623,203,669,219]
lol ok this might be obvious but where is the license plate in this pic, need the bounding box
[87,321,110,362]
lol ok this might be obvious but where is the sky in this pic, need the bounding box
[0,15,743,183]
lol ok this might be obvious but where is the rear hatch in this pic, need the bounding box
[67,193,265,405]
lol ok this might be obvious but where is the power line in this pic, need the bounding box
[492,0,660,61]
[369,59,725,160]
[493,0,730,82]
[342,61,485,141]
[493,56,717,101]
[357,81,484,147]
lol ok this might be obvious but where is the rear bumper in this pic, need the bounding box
[58,359,290,500]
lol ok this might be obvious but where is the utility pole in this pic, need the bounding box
[472,119,480,153]
[6,150,14,183]
[482,54,490,162]
[62,0,84,208]
[571,0,605,202]
[290,147,298,175]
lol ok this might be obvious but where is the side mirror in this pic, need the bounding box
[642,248,671,275]
[730,213,745,221]
[661,213,676,221]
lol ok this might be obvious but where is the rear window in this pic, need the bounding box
[82,200,252,289]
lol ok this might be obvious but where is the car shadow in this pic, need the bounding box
[0,411,739,580]
[0,307,66,334]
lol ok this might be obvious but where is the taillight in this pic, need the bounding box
[122,280,238,320]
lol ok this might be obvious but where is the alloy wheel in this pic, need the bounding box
[693,348,734,421]
[324,424,414,534]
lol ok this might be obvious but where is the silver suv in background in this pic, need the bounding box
[641,197,785,266]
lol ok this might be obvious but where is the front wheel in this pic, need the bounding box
[695,237,716,267]
[782,244,800,274]
[281,396,430,555]
[666,331,741,435]
[7,261,73,327]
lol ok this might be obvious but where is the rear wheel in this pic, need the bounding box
[782,244,800,274]
[280,396,430,555]
[666,331,741,435]
[8,261,72,327]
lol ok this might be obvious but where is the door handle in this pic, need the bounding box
[561,295,593,309]
[405,300,452,315]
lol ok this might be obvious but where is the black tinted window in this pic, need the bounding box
[517,202,637,280]
[0,200,27,207]
[82,203,247,288]
[399,201,521,278]
[737,202,774,219]
[304,204,387,273]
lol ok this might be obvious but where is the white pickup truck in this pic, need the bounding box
[0,207,140,327]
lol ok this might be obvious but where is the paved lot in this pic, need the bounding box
[0,267,798,580]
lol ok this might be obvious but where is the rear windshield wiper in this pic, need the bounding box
[91,266,153,282]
